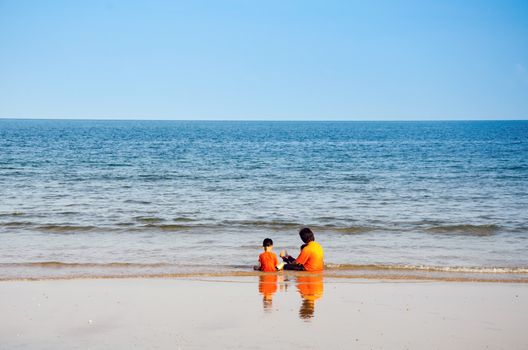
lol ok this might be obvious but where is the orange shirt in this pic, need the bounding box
[259,251,279,272]
[295,241,324,271]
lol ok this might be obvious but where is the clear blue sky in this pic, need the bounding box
[1,0,527,120]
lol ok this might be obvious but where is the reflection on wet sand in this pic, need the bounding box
[296,274,324,320]
[258,274,279,312]
[258,273,324,319]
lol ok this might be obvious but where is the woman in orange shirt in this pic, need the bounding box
[281,228,324,272]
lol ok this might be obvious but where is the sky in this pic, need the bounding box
[0,0,527,120]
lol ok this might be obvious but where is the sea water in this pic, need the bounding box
[0,120,527,280]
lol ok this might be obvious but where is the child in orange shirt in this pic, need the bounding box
[254,238,284,272]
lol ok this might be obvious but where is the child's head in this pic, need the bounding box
[262,238,273,251]
[299,227,315,243]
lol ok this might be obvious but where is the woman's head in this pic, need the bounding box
[299,227,315,243]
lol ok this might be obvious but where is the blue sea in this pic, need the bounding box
[0,120,527,281]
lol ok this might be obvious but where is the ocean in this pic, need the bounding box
[0,119,527,281]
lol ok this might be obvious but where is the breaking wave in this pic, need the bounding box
[1,261,527,283]
[0,219,522,237]
[426,224,501,236]
[324,263,528,274]
[36,225,98,233]
[0,262,171,268]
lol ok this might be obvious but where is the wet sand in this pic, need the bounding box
[1,275,527,349]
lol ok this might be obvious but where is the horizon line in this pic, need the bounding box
[1,117,527,122]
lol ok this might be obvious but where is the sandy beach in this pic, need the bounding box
[1,275,526,350]
[2,0,528,348]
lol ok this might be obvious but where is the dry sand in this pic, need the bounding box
[1,275,527,349]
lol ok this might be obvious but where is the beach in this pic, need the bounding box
[1,276,527,349]
[1,120,527,348]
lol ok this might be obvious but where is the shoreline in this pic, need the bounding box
[2,269,528,284]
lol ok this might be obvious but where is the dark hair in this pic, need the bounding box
[263,238,273,247]
[299,227,314,243]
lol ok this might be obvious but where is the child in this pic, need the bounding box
[254,238,284,272]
